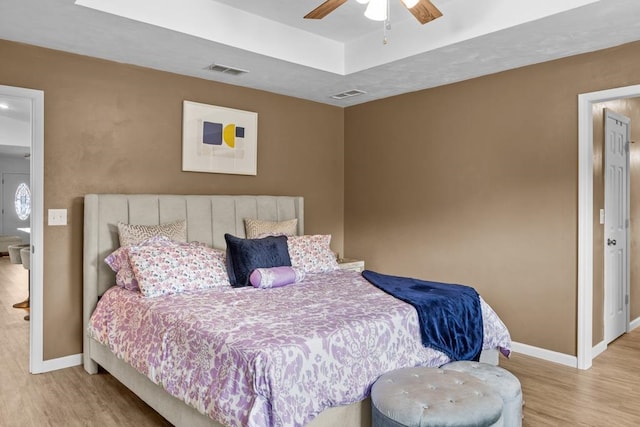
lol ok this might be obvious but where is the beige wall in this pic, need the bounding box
[4,36,640,360]
[592,98,640,344]
[0,40,345,360]
[344,41,640,356]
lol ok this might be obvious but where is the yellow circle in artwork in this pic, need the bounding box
[223,124,236,148]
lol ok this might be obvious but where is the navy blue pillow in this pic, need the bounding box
[224,233,292,287]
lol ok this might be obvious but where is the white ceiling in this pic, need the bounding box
[1,0,640,107]
[0,95,31,157]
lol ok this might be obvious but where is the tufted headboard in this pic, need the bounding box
[82,194,304,349]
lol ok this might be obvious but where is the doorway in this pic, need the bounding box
[578,84,640,370]
[0,84,44,373]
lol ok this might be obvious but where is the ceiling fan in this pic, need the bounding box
[304,0,442,25]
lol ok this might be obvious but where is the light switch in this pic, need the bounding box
[48,209,67,226]
[600,209,605,225]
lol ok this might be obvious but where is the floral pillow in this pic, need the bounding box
[127,243,230,297]
[287,235,339,274]
[105,236,177,291]
[115,268,139,292]
[105,235,178,271]
[105,246,132,274]
[104,235,217,293]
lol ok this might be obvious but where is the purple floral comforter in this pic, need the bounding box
[88,270,511,427]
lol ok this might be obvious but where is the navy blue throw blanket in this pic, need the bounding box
[362,270,483,361]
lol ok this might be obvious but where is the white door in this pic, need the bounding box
[604,108,630,344]
[2,172,30,242]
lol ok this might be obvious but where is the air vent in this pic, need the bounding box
[330,89,367,100]
[205,63,249,76]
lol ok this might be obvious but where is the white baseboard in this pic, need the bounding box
[629,316,640,331]
[591,317,640,359]
[40,344,581,373]
[40,327,640,374]
[588,317,640,362]
[591,340,607,359]
[31,353,82,374]
[28,326,640,374]
[511,341,577,368]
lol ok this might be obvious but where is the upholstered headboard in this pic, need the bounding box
[84,194,304,295]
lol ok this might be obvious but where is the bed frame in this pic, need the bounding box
[82,194,373,427]
[83,193,497,427]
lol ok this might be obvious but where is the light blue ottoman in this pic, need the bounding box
[441,362,522,427]
[371,367,504,427]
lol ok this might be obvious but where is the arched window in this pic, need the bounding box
[15,182,31,221]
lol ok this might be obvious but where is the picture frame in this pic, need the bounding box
[182,100,258,175]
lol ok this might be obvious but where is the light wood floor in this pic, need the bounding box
[2,253,640,426]
[501,330,640,426]
[0,257,169,427]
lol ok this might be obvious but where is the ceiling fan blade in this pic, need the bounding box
[406,0,443,24]
[304,0,348,19]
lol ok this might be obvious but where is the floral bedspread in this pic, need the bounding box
[88,270,511,427]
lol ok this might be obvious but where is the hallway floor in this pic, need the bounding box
[0,257,170,427]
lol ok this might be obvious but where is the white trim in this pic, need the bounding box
[591,340,607,360]
[591,315,640,360]
[0,85,45,374]
[577,84,640,370]
[578,91,594,370]
[511,341,577,368]
[39,353,82,372]
[629,316,640,331]
[29,88,45,373]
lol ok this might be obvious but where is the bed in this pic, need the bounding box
[83,194,511,427]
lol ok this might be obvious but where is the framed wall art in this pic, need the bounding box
[182,100,258,175]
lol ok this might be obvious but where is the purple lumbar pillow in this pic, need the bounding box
[249,266,305,289]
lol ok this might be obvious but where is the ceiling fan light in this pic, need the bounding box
[364,0,387,21]
[356,0,370,4]
[401,0,419,8]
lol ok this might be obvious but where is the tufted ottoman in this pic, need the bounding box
[441,362,522,427]
[371,367,504,427]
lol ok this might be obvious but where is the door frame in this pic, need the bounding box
[578,84,640,370]
[603,108,631,344]
[0,85,44,373]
